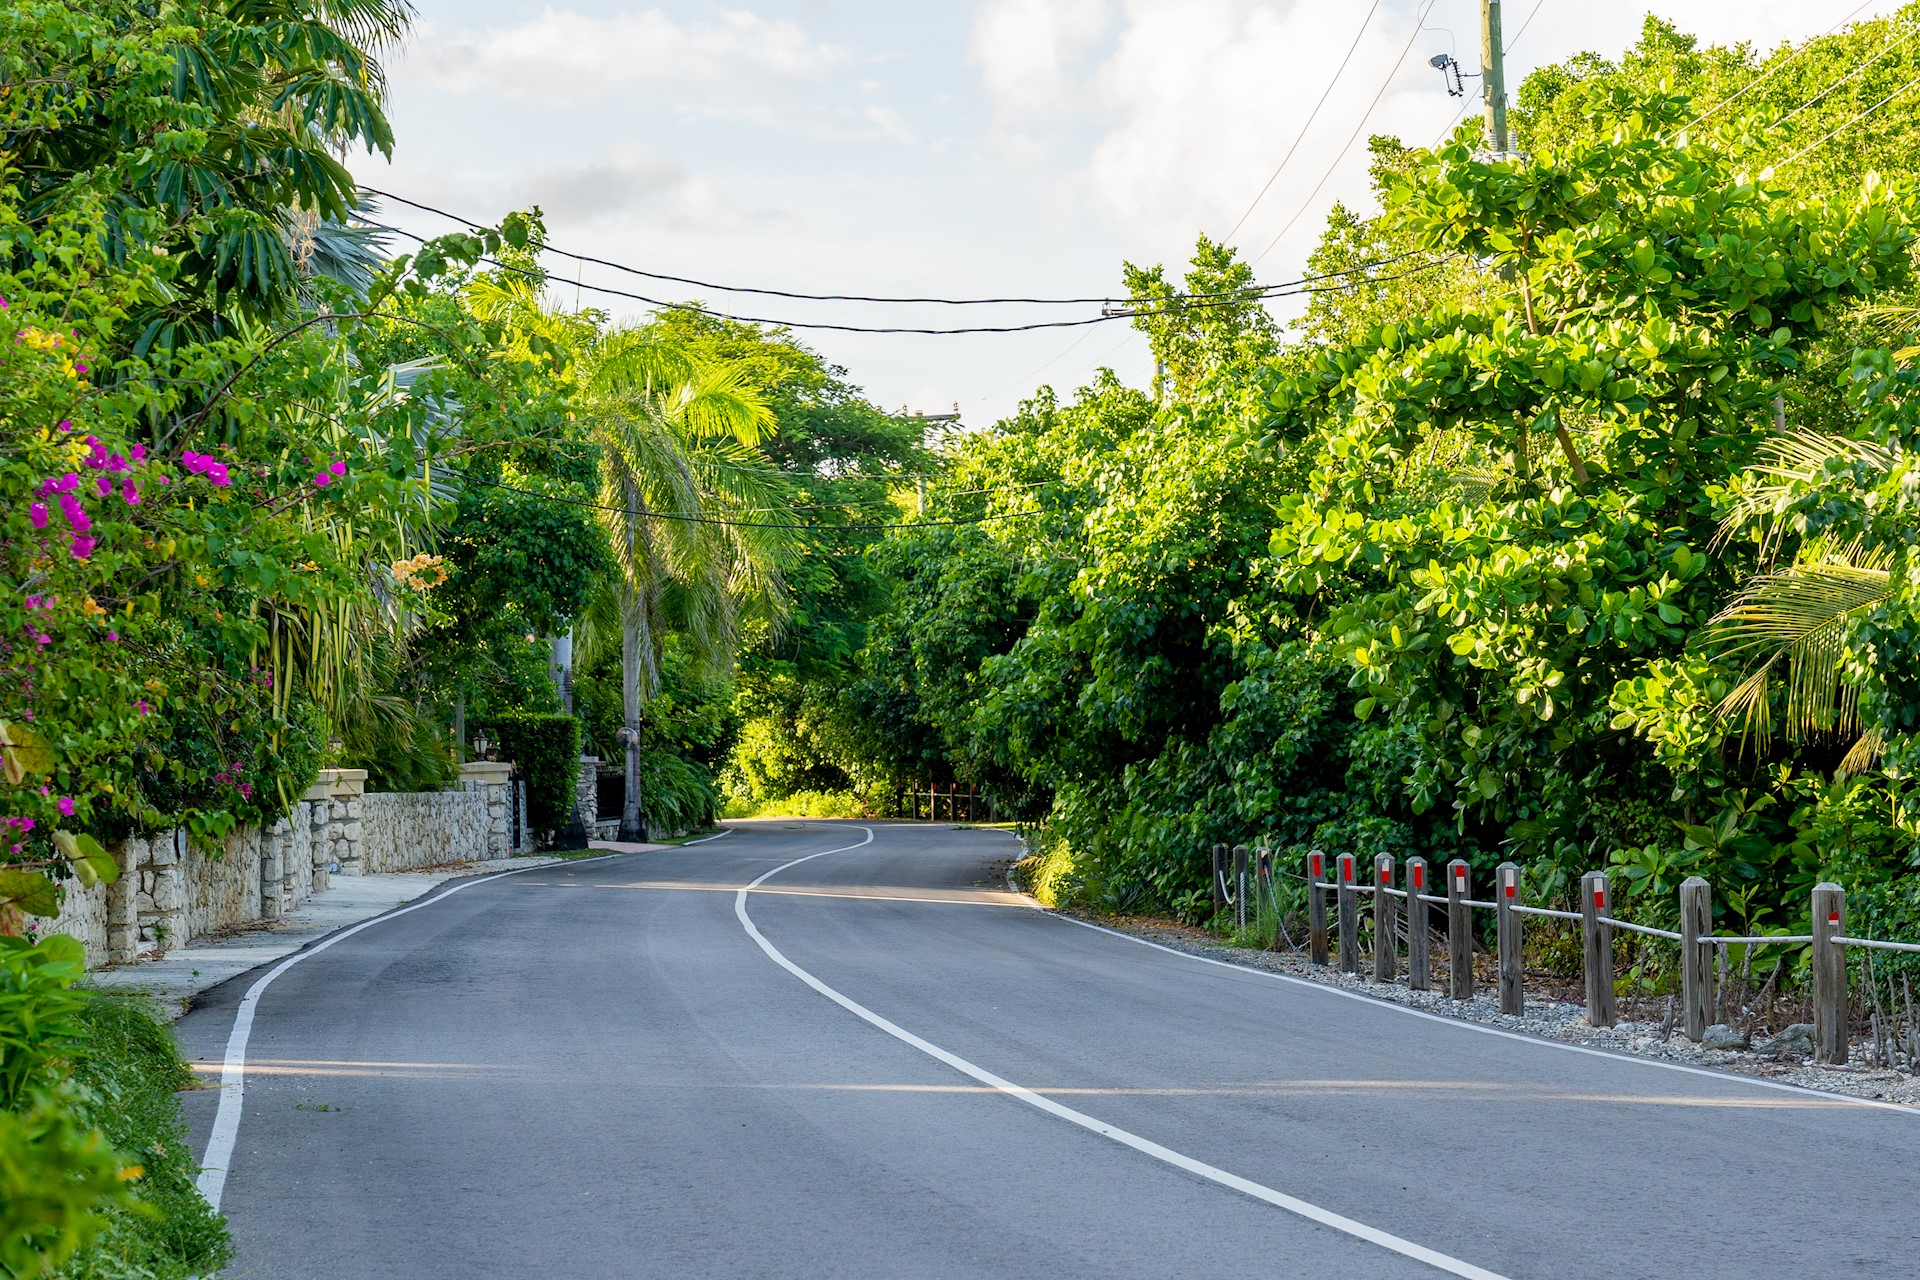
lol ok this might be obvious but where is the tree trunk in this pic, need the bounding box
[618,481,654,844]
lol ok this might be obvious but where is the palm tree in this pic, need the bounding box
[469,278,791,838]
[579,328,786,839]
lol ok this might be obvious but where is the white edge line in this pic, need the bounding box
[1047,914,1920,1118]
[194,852,623,1210]
[734,827,1510,1280]
[679,827,735,846]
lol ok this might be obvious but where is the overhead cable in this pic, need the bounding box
[1663,0,1880,141]
[461,475,1061,531]
[356,216,1443,335]
[1220,0,1384,246]
[1774,63,1920,168]
[360,185,1363,308]
[1251,0,1438,267]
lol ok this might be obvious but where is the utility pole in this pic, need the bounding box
[1480,0,1510,155]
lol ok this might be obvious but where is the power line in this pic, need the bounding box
[1250,0,1438,267]
[1768,14,1919,132]
[462,474,1061,531]
[358,216,1439,336]
[1663,0,1880,142]
[1774,62,1920,169]
[1503,0,1549,53]
[362,185,1348,309]
[1221,0,1383,247]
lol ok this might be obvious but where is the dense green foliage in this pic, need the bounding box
[743,13,1920,964]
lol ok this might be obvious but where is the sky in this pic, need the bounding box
[350,0,1905,429]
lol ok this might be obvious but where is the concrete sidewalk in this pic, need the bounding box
[89,856,569,1018]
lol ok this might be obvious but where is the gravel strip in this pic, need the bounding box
[1060,908,1920,1108]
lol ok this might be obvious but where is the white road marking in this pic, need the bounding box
[734,826,1512,1280]
[1050,915,1920,1118]
[194,853,621,1210]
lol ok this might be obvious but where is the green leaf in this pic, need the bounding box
[54,832,119,888]
[1355,697,1378,721]
[0,870,60,918]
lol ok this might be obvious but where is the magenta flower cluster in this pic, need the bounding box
[312,459,348,487]
[180,450,231,486]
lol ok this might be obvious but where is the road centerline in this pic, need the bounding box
[733,825,1511,1280]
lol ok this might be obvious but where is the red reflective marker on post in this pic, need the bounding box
[1414,864,1424,889]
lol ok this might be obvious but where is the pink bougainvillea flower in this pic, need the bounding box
[136,700,150,715]
[95,476,112,497]
[328,461,346,476]
[206,462,229,486]
[130,443,146,462]
[239,782,253,798]
[56,418,70,431]
[122,478,139,506]
[56,797,74,817]
[157,474,171,485]
[29,502,48,529]
[106,631,118,642]
[69,533,95,559]
[58,493,90,533]
[312,472,331,487]
[75,363,88,375]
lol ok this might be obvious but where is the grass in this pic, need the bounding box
[52,992,233,1280]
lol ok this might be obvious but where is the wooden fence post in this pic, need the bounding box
[1447,858,1473,999]
[1211,843,1227,920]
[1812,882,1848,1065]
[1256,848,1277,949]
[1406,857,1430,991]
[1496,862,1524,1015]
[1233,845,1249,932]
[1337,852,1359,974]
[1373,853,1398,982]
[1679,876,1713,1043]
[1307,849,1328,966]
[1580,870,1616,1028]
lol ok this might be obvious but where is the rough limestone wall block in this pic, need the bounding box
[356,788,492,874]
[40,870,109,965]
[187,827,259,944]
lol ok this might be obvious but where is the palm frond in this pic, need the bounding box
[1710,547,1893,744]
[1711,429,1897,556]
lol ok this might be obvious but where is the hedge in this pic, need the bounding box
[476,713,580,841]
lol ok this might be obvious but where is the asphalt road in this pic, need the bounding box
[175,820,1920,1279]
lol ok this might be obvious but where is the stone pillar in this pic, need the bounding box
[308,796,332,892]
[516,781,532,855]
[138,829,189,954]
[459,762,516,860]
[576,755,600,830]
[106,836,141,964]
[326,769,368,875]
[260,818,289,918]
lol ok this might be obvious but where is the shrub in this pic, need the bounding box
[0,936,217,1280]
[54,994,232,1280]
[477,713,581,839]
[641,750,720,834]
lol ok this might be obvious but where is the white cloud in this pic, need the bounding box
[966,0,1911,272]
[412,6,849,108]
[513,144,746,229]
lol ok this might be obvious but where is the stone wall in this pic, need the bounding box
[41,762,527,970]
